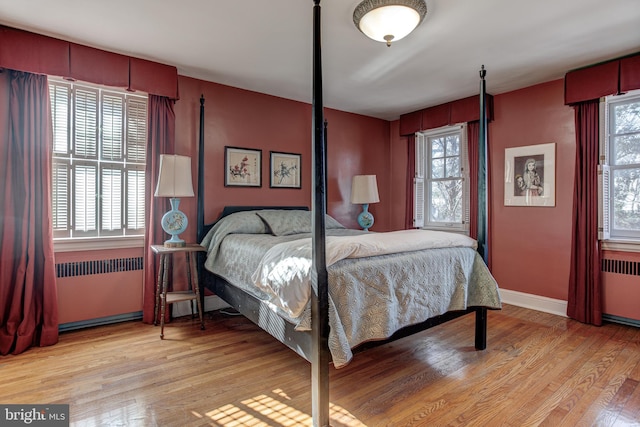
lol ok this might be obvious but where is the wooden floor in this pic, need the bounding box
[1,304,639,427]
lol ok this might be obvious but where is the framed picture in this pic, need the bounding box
[224,146,262,187]
[504,142,556,207]
[270,151,301,188]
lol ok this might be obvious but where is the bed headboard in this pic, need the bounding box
[218,205,308,219]
[197,205,309,242]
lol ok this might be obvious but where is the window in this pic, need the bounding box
[414,124,469,232]
[49,79,148,243]
[600,89,640,243]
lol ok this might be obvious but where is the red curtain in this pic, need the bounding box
[142,95,175,324]
[404,135,415,229]
[0,70,58,355]
[567,100,602,325]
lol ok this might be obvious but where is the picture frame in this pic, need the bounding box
[504,142,556,207]
[270,151,301,189]
[224,146,262,187]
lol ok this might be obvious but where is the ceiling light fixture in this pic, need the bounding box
[353,0,427,47]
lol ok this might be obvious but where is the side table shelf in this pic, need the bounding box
[151,243,206,339]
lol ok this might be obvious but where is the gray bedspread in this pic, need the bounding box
[201,210,502,368]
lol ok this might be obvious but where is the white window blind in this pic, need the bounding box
[49,78,147,241]
[49,83,69,155]
[52,161,70,234]
[74,88,98,159]
[413,135,426,228]
[101,93,124,161]
[127,98,147,163]
[127,168,146,231]
[74,163,97,234]
[101,166,123,233]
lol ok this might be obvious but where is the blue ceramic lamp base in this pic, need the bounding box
[161,197,189,247]
[357,203,374,231]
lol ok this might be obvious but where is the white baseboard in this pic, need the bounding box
[499,288,568,318]
[172,295,230,318]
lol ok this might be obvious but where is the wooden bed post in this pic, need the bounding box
[475,68,490,351]
[477,66,489,265]
[310,1,330,426]
[197,95,205,243]
[197,94,206,305]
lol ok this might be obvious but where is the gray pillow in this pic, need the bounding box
[200,210,268,248]
[256,210,344,236]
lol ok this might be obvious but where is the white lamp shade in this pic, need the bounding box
[154,154,195,198]
[351,175,380,204]
[358,5,421,43]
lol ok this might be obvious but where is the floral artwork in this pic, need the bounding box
[270,152,301,188]
[274,160,297,184]
[224,147,261,187]
[230,156,251,180]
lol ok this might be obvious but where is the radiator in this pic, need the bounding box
[55,257,143,278]
[601,257,640,328]
[601,258,640,276]
[56,256,144,331]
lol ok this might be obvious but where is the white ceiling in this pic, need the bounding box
[1,0,639,120]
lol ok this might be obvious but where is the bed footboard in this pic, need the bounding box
[204,266,490,362]
[204,273,314,362]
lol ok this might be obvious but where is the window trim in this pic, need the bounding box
[49,77,148,250]
[414,123,469,233]
[599,89,640,248]
[54,236,145,252]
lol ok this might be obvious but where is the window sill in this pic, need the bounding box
[54,236,144,253]
[421,226,469,236]
[601,240,640,253]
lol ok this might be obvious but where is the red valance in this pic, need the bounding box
[399,110,422,136]
[399,94,494,136]
[621,55,640,93]
[129,58,179,100]
[564,52,640,105]
[422,103,450,130]
[69,44,129,88]
[564,60,620,105]
[0,25,179,99]
[0,26,69,77]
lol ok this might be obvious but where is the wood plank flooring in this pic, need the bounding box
[1,304,639,426]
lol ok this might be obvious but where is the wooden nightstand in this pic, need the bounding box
[151,244,206,339]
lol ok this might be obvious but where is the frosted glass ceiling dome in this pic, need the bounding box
[353,0,428,47]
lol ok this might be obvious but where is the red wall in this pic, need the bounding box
[389,121,409,231]
[489,79,576,300]
[173,75,392,242]
[469,79,639,320]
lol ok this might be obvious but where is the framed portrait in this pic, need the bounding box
[224,146,262,187]
[270,151,301,188]
[504,142,555,207]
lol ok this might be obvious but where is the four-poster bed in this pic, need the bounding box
[195,2,497,426]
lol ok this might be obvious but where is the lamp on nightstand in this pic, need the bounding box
[350,174,380,231]
[154,154,195,247]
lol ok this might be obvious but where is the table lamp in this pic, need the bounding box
[350,175,380,231]
[154,154,195,247]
